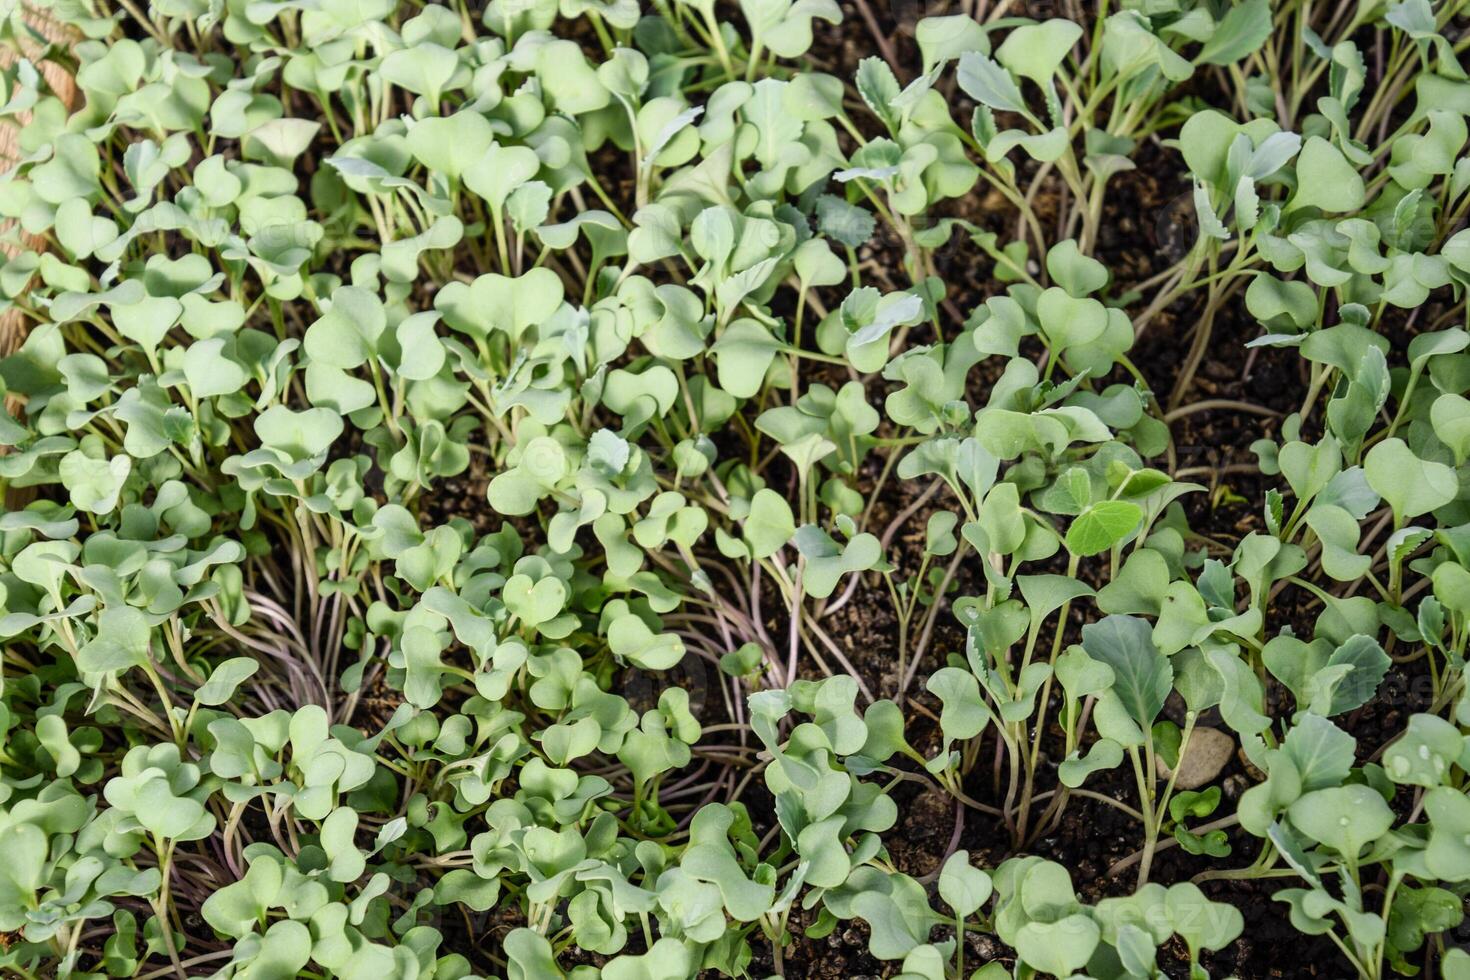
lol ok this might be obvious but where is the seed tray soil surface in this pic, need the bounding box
[715,3,1441,978]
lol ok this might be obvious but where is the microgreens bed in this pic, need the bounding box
[3,0,1470,976]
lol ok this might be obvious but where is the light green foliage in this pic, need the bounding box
[1,0,1469,977]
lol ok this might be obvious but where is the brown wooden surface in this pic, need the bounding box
[1,5,76,354]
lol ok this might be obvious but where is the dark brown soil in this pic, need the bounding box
[722,4,1464,978]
